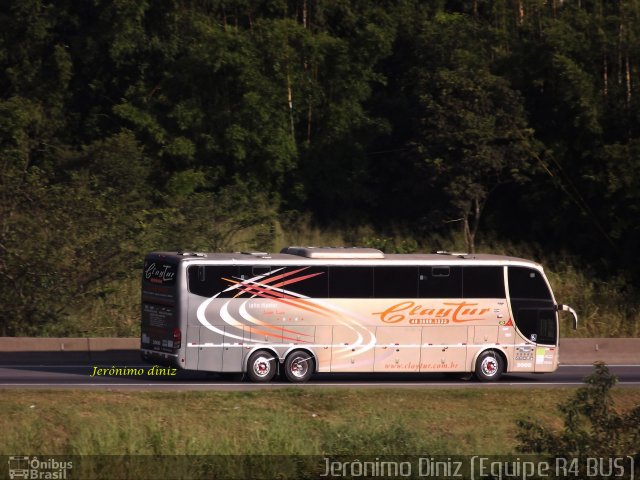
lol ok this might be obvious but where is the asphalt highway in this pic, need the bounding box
[0,364,638,390]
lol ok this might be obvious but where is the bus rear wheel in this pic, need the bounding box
[284,351,314,383]
[475,350,504,382]
[247,350,277,383]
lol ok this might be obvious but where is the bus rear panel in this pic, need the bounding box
[140,254,183,367]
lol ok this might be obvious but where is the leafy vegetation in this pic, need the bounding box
[2,383,639,478]
[517,362,640,458]
[3,387,639,456]
[1,1,639,336]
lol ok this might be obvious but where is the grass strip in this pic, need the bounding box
[3,388,640,456]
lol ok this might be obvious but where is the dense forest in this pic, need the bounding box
[1,0,639,336]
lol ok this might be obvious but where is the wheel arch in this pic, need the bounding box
[471,347,509,373]
[243,346,280,373]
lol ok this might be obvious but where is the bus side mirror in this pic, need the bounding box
[557,304,578,330]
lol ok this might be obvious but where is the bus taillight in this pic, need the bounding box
[172,328,182,350]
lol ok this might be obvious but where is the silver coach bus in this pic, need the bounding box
[140,247,577,382]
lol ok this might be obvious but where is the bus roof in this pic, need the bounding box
[148,247,543,269]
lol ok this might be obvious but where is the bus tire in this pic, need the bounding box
[246,350,277,383]
[475,350,504,382]
[284,351,314,383]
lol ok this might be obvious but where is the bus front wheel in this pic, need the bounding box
[475,350,504,382]
[247,350,277,383]
[284,351,314,383]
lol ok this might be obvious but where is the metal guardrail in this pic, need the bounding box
[0,337,140,364]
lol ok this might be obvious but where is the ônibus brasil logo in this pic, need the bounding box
[8,456,73,479]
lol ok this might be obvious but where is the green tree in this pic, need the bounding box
[0,0,71,136]
[2,0,640,335]
[159,180,278,254]
[408,13,537,252]
[293,1,396,220]
[0,129,154,335]
[502,0,640,266]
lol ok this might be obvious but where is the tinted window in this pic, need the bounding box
[513,308,537,342]
[237,265,285,298]
[251,266,271,276]
[537,309,558,344]
[513,308,557,344]
[237,265,270,281]
[508,267,552,300]
[329,267,374,298]
[190,265,330,299]
[374,267,419,298]
[280,266,328,298]
[463,267,505,298]
[419,266,463,298]
[188,266,237,297]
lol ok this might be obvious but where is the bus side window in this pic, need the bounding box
[282,266,328,298]
[188,266,238,298]
[432,267,450,277]
[237,265,277,297]
[463,267,505,298]
[374,266,419,298]
[329,267,374,298]
[537,309,557,344]
[418,266,462,298]
[252,266,271,277]
[508,267,552,301]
